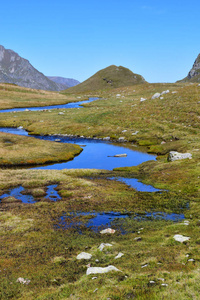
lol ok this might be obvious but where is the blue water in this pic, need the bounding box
[0,127,156,171]
[0,184,61,203]
[45,184,61,201]
[0,186,36,204]
[57,211,185,233]
[0,97,99,113]
[108,177,161,192]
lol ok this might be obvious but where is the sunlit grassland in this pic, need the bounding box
[0,82,200,299]
[0,83,85,109]
[0,169,199,299]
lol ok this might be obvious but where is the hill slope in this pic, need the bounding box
[178,53,200,82]
[0,45,62,91]
[64,65,146,93]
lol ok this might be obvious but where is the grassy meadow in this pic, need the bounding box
[0,82,200,299]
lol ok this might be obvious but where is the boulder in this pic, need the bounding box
[115,252,124,259]
[152,93,161,99]
[168,151,192,162]
[86,265,120,275]
[76,252,92,260]
[100,228,116,234]
[98,243,112,251]
[173,234,190,243]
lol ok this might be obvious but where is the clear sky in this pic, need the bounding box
[1,0,200,83]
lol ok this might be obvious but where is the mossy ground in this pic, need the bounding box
[0,82,200,299]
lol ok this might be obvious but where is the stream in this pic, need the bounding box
[0,97,185,228]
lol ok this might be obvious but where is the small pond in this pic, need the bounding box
[0,184,61,204]
[56,211,185,233]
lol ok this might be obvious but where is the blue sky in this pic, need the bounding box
[1,0,200,83]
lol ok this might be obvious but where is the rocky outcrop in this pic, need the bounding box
[0,45,79,91]
[179,53,200,82]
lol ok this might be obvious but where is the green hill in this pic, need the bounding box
[178,53,200,82]
[64,65,146,93]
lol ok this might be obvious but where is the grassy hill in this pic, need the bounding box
[64,65,146,93]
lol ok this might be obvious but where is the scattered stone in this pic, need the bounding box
[149,281,155,284]
[186,254,190,257]
[118,137,126,142]
[182,220,190,226]
[16,277,30,285]
[115,252,124,259]
[103,137,110,141]
[92,277,98,280]
[152,93,161,99]
[122,130,127,133]
[98,243,112,251]
[173,234,190,243]
[161,90,170,95]
[161,141,166,144]
[168,151,192,162]
[158,278,165,282]
[113,153,127,157]
[55,139,61,142]
[172,91,177,94]
[134,237,142,241]
[93,288,98,293]
[140,97,147,102]
[132,130,139,135]
[58,112,64,115]
[188,259,195,262]
[100,228,116,234]
[86,265,120,275]
[116,94,121,97]
[160,97,164,99]
[161,284,168,287]
[76,252,92,260]
[17,126,23,129]
[141,264,148,268]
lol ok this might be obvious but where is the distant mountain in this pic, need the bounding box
[64,65,146,93]
[47,76,80,90]
[0,45,65,91]
[178,53,200,82]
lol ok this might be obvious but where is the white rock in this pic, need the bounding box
[161,283,168,287]
[86,265,120,275]
[149,281,155,284]
[183,220,190,225]
[16,277,30,285]
[17,126,23,129]
[132,130,139,135]
[115,252,124,259]
[160,97,164,99]
[172,91,177,94]
[173,234,190,243]
[188,259,195,262]
[140,97,147,102]
[76,252,92,260]
[100,228,116,234]
[103,137,110,141]
[58,112,64,115]
[141,264,148,268]
[113,153,127,157]
[152,93,161,99]
[168,151,192,162]
[98,243,112,251]
[161,90,170,95]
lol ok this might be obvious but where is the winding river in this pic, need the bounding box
[0,98,185,226]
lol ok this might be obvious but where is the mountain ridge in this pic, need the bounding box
[0,45,79,91]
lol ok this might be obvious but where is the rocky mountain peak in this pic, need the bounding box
[187,53,200,79]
